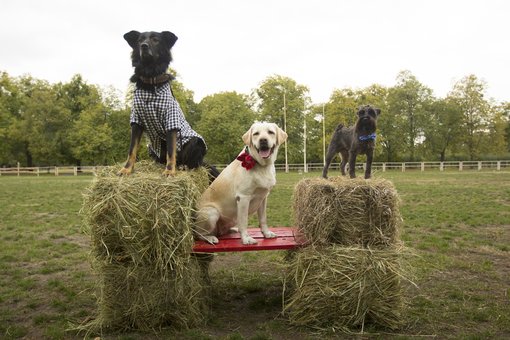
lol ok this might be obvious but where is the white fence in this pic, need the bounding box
[1,160,509,176]
[0,166,100,176]
[273,160,510,173]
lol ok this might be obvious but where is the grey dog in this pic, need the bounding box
[322,105,381,179]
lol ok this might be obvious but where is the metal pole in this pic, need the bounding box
[283,90,288,173]
[322,103,326,166]
[303,101,307,173]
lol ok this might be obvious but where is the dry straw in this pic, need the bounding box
[283,244,414,333]
[84,256,211,332]
[293,176,402,248]
[79,161,211,332]
[286,176,413,333]
[81,161,209,277]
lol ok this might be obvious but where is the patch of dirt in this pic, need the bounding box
[404,226,510,338]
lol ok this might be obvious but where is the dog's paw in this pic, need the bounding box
[162,169,176,177]
[262,230,277,239]
[242,236,258,245]
[203,235,219,244]
[117,167,133,176]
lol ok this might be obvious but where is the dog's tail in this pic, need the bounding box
[335,123,345,132]
[203,163,221,183]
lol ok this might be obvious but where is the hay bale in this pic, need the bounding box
[283,244,412,332]
[79,161,212,333]
[293,176,401,247]
[81,161,209,277]
[85,255,211,332]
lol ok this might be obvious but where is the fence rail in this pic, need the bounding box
[0,166,100,176]
[1,160,509,176]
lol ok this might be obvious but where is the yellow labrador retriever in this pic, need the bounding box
[195,122,287,245]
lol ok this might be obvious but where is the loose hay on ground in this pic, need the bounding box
[283,244,413,332]
[293,176,401,247]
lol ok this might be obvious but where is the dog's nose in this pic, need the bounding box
[140,42,149,50]
[260,138,268,145]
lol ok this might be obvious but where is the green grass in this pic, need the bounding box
[0,170,509,339]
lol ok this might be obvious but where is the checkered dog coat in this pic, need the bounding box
[130,82,205,159]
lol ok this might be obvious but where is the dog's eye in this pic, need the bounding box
[151,37,159,42]
[368,109,375,116]
[268,130,275,135]
[253,132,260,136]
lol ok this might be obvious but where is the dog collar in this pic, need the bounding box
[139,73,173,85]
[236,146,257,170]
[359,133,377,141]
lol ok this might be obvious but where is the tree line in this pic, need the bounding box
[0,70,508,167]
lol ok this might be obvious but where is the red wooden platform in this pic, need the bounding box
[192,227,306,253]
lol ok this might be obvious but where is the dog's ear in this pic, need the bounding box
[124,31,140,48]
[162,31,178,48]
[276,125,288,145]
[375,108,381,116]
[242,127,252,146]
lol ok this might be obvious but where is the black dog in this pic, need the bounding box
[118,30,217,179]
[322,105,381,179]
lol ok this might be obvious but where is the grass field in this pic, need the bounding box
[0,170,509,339]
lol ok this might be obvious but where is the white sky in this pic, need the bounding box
[1,0,508,104]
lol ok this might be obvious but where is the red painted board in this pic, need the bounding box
[192,227,306,253]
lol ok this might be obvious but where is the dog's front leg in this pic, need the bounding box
[118,123,143,176]
[258,196,276,239]
[348,149,358,178]
[163,129,178,176]
[365,148,374,179]
[237,195,257,244]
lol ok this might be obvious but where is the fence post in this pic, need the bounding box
[17,162,20,176]
[478,161,482,171]
[421,162,424,172]
[440,162,444,171]
[382,163,386,172]
[459,162,463,171]
[402,163,405,172]
[74,167,78,176]
[497,161,501,171]
[37,167,40,177]
[55,167,59,176]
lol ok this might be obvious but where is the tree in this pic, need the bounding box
[6,75,61,166]
[106,108,131,164]
[55,74,103,165]
[502,102,510,152]
[23,85,72,165]
[448,75,491,160]
[307,103,328,164]
[387,70,433,161]
[196,92,255,164]
[68,107,113,165]
[483,107,508,157]
[0,72,24,165]
[255,75,309,164]
[423,98,463,161]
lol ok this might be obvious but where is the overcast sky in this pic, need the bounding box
[1,0,508,104]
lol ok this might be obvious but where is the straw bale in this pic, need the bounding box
[83,254,212,332]
[283,244,412,332]
[81,161,209,277]
[293,176,401,247]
